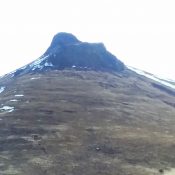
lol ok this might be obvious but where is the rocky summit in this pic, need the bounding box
[0,33,175,175]
[13,32,125,77]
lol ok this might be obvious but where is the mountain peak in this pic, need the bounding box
[46,32,81,53]
[11,33,125,77]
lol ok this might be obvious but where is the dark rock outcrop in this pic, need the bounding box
[12,32,125,76]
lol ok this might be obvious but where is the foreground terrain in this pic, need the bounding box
[0,69,175,175]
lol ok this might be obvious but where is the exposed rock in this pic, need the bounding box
[11,32,125,77]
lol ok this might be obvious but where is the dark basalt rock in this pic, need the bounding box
[45,32,125,71]
[48,41,124,71]
[45,32,81,54]
[12,32,125,76]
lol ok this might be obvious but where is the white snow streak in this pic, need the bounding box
[30,77,40,80]
[0,106,14,113]
[128,66,175,90]
[0,87,5,93]
[10,99,18,102]
[44,62,53,67]
[30,55,49,70]
[15,94,24,97]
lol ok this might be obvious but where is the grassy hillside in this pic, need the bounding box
[0,70,175,175]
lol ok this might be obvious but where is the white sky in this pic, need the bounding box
[0,0,175,79]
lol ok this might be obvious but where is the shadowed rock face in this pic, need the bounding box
[46,32,81,51]
[12,33,125,76]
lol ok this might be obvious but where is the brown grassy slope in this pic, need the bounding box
[0,70,175,175]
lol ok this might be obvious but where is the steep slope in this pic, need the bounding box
[129,66,175,90]
[0,33,175,175]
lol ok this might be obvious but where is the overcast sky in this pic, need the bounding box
[0,0,175,79]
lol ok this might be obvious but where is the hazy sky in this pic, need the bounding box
[0,0,175,79]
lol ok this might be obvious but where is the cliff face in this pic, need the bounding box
[12,33,125,77]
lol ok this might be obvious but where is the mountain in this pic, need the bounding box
[0,33,175,175]
[9,32,124,77]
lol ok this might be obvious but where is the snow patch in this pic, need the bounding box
[128,66,175,90]
[72,65,76,68]
[30,55,49,71]
[44,62,53,67]
[0,87,5,93]
[0,106,14,113]
[10,99,18,102]
[15,94,24,97]
[7,70,16,78]
[30,77,40,80]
